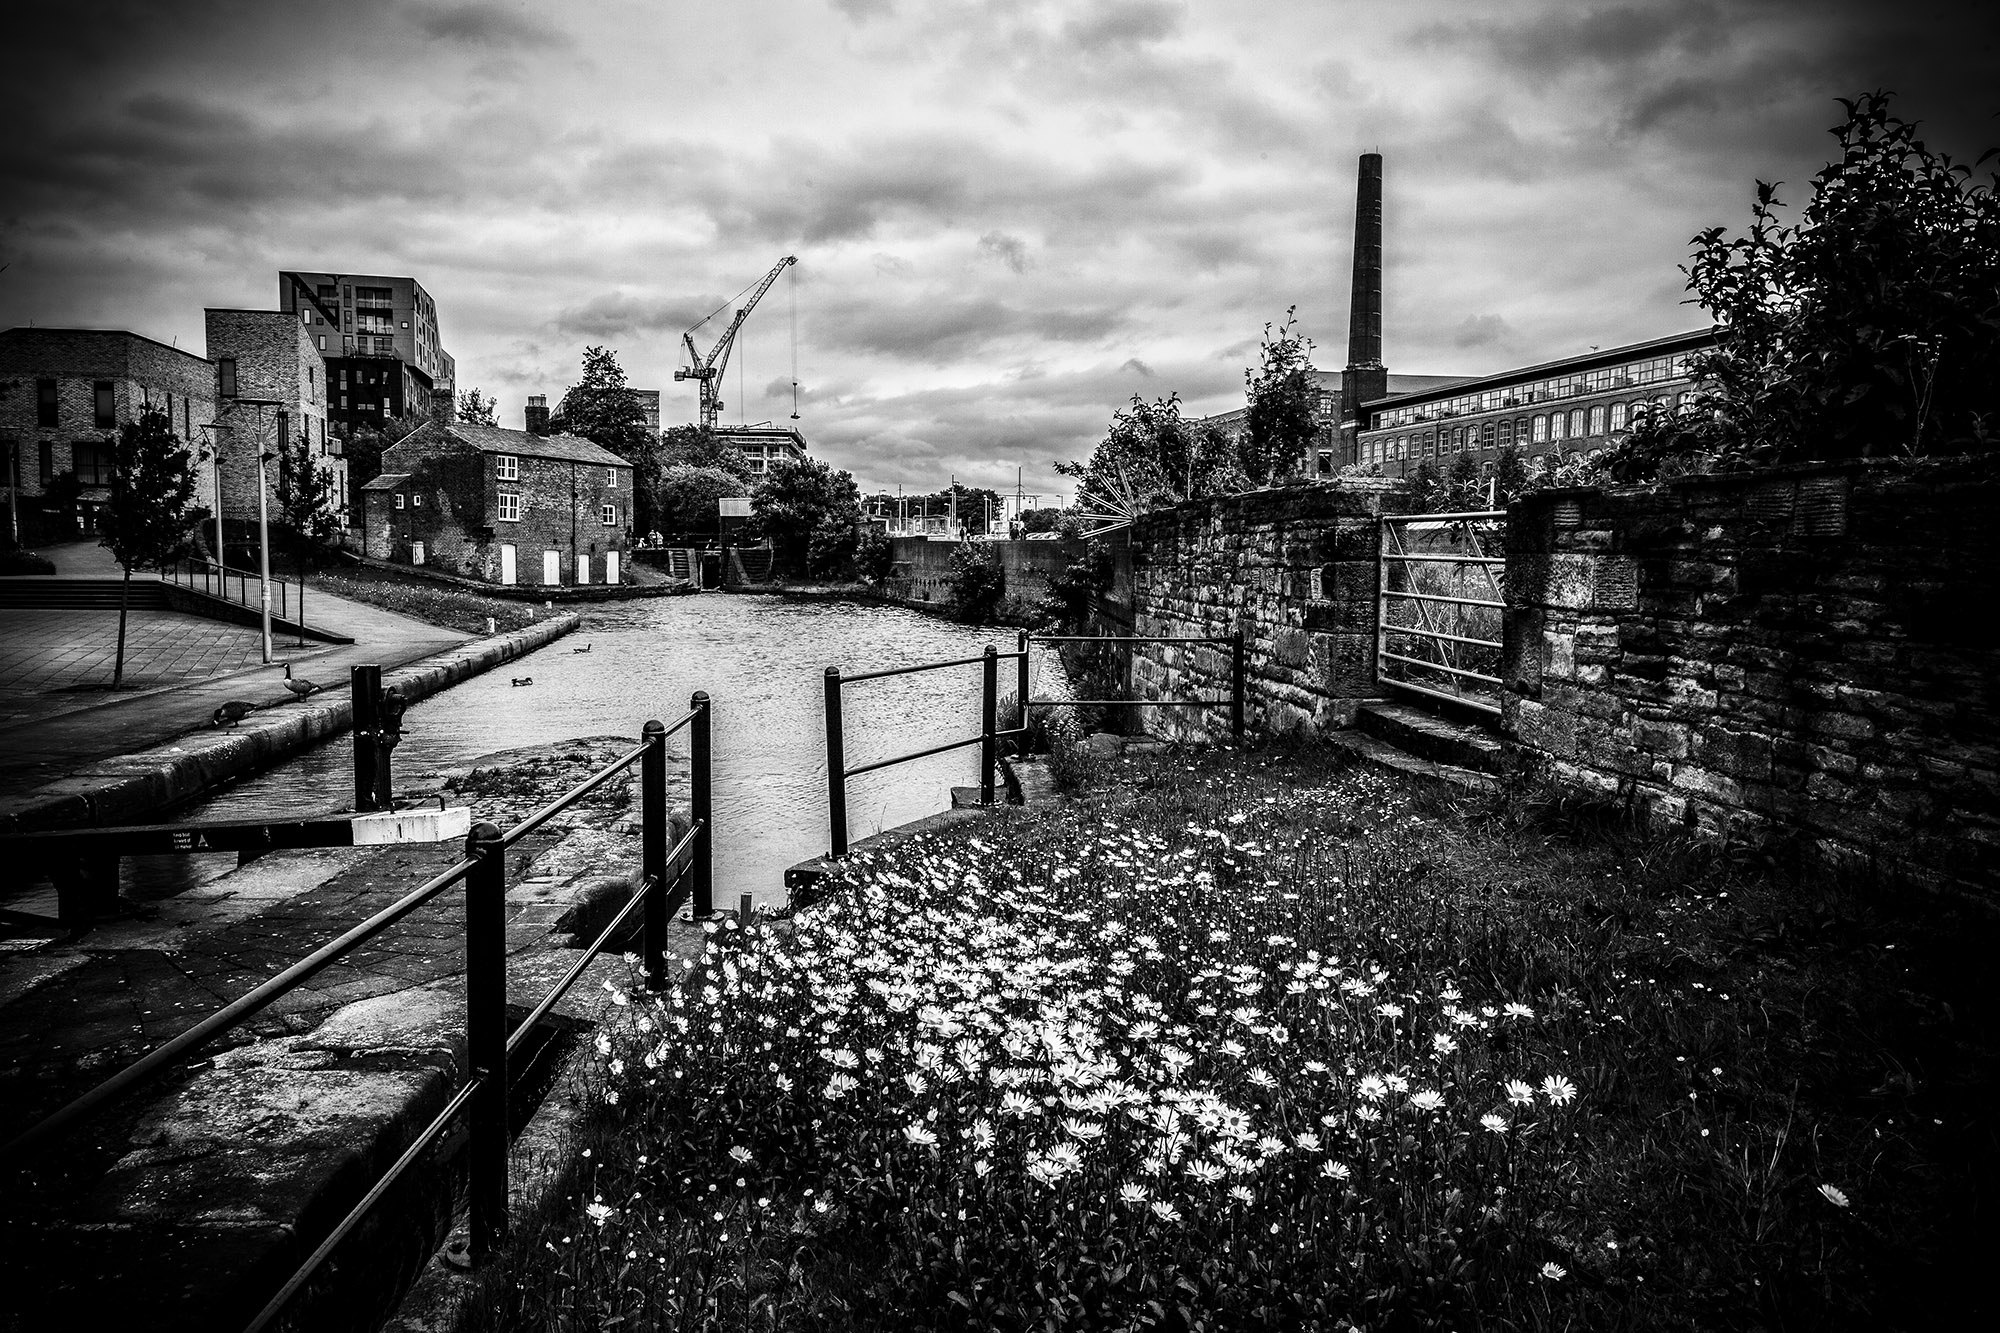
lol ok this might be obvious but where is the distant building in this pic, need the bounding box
[0,327,215,542]
[361,421,632,587]
[1353,330,1714,480]
[634,389,660,435]
[277,271,454,433]
[1193,368,1466,478]
[713,424,808,476]
[204,308,343,533]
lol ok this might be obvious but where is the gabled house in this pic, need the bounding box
[361,421,632,586]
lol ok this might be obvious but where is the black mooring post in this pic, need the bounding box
[376,687,406,811]
[980,644,998,806]
[641,719,667,990]
[691,691,713,920]
[465,821,509,1261]
[824,667,848,858]
[352,665,382,812]
[1231,631,1247,741]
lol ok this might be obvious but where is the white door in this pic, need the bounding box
[499,544,516,585]
[542,550,560,585]
[577,552,591,585]
[604,550,619,584]
[410,540,425,566]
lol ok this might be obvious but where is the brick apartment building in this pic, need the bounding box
[276,271,455,433]
[204,308,343,540]
[714,424,808,476]
[0,327,216,544]
[361,421,632,586]
[1352,329,1714,480]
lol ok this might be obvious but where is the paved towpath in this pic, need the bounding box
[0,543,471,812]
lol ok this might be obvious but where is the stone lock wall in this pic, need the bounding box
[1502,457,2000,890]
[1107,481,1399,740]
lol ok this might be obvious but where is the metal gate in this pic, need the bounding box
[1377,509,1506,717]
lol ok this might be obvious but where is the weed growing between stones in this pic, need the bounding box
[466,747,1992,1331]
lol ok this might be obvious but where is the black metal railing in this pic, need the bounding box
[0,693,715,1332]
[165,556,304,625]
[1030,631,1246,741]
[822,639,1030,857]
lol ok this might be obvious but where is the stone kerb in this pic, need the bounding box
[1116,482,1400,741]
[1500,456,2000,893]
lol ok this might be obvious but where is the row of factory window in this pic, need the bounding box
[29,378,204,440]
[1370,354,1694,431]
[390,490,620,528]
[1357,394,1686,466]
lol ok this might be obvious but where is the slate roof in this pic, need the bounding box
[444,422,631,468]
[361,472,411,491]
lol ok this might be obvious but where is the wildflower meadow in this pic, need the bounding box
[472,746,1992,1332]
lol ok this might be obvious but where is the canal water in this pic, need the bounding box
[167,595,1060,907]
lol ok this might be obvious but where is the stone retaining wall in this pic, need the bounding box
[1502,457,2000,890]
[1103,482,1399,739]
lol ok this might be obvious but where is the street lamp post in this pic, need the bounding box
[196,422,223,568]
[256,446,275,664]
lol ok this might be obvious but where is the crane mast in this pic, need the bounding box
[675,255,797,430]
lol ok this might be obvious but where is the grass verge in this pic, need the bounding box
[463,743,1996,1331]
[309,565,548,637]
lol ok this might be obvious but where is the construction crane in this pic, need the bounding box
[675,255,796,430]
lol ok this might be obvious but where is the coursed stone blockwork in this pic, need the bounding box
[1502,457,2000,892]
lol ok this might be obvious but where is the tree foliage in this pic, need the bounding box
[751,456,860,579]
[660,424,754,482]
[1619,91,2000,477]
[653,465,744,537]
[99,407,205,685]
[946,540,1006,624]
[275,428,345,557]
[1056,392,1240,516]
[1239,309,1320,486]
[551,346,654,462]
[456,388,500,427]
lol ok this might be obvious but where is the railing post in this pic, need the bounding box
[352,665,382,813]
[1231,631,1246,742]
[824,667,848,858]
[465,821,509,1261]
[641,719,667,990]
[980,644,998,806]
[691,691,713,921]
[1016,630,1030,735]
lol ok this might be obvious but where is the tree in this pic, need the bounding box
[339,410,428,515]
[456,388,499,427]
[750,456,860,578]
[1445,450,1483,509]
[945,540,1006,623]
[99,407,205,687]
[1624,91,1999,475]
[653,465,743,538]
[1018,506,1065,534]
[550,346,653,461]
[274,428,345,645]
[1239,308,1320,486]
[1056,392,1240,518]
[660,424,754,482]
[1493,445,1530,505]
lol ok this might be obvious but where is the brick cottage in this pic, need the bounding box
[361,421,632,587]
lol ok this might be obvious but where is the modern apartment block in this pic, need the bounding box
[0,327,216,543]
[204,308,343,532]
[277,271,455,432]
[714,424,808,476]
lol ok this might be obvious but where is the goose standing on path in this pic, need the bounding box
[212,701,259,727]
[511,676,534,687]
[282,664,323,703]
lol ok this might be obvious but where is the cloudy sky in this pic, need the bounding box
[1,0,1988,500]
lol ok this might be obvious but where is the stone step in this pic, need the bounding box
[1326,727,1500,796]
[1356,700,1505,774]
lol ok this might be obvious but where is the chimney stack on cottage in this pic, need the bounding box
[1341,152,1388,419]
[524,394,550,436]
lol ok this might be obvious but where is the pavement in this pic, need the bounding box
[0,541,471,812]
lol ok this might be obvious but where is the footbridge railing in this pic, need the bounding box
[0,693,715,1331]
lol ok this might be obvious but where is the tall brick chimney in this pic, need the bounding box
[524,394,550,436]
[1341,152,1388,441]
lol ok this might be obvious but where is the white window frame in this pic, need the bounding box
[393,493,405,510]
[601,503,617,526]
[497,491,521,522]
[495,454,518,481]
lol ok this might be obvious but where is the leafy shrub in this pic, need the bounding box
[0,549,56,575]
[805,516,858,582]
[1041,706,1101,792]
[853,523,895,582]
[1042,540,1113,633]
[945,540,1006,623]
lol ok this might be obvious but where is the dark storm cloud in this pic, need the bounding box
[413,2,570,48]
[1062,1,1184,52]
[977,232,1031,273]
[554,292,730,341]
[816,295,1123,363]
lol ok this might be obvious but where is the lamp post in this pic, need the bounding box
[196,422,223,567]
[256,445,275,664]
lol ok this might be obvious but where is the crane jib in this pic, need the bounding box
[678,255,797,430]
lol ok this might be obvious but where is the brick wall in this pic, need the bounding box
[1088,481,1401,739]
[1502,457,2000,891]
[206,310,339,526]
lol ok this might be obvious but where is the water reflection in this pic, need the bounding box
[166,595,1058,906]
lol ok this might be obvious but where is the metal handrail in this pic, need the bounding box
[1025,631,1247,739]
[3,695,718,1332]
